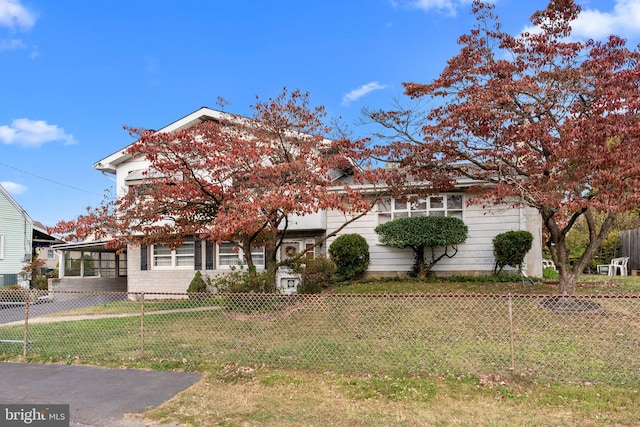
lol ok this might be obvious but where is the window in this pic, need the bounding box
[0,234,4,259]
[152,240,195,269]
[47,249,55,259]
[217,242,265,269]
[377,194,464,225]
[218,242,240,267]
[246,246,265,266]
[63,251,125,277]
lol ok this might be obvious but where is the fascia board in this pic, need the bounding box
[93,107,234,173]
[0,184,33,223]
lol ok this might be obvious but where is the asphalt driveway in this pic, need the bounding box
[0,294,127,325]
[0,362,201,426]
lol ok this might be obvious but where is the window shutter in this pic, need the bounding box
[140,245,148,271]
[194,239,202,270]
[205,241,214,269]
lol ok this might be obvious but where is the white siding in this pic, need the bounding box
[326,198,543,277]
[115,157,151,197]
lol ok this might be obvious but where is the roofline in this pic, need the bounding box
[93,107,236,173]
[51,240,122,252]
[0,184,32,224]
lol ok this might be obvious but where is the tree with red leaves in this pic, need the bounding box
[364,0,640,294]
[54,89,373,292]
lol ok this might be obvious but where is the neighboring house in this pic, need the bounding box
[0,186,66,287]
[33,221,64,274]
[0,185,33,286]
[52,107,543,295]
[0,184,33,287]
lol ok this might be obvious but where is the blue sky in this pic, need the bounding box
[1,0,640,227]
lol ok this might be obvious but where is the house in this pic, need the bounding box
[52,107,543,295]
[0,185,67,288]
[33,221,64,274]
[0,184,32,287]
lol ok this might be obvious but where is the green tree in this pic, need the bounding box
[375,216,467,278]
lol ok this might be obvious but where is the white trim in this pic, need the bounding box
[151,241,195,270]
[377,193,465,226]
[93,108,236,173]
[0,233,4,259]
[216,242,265,270]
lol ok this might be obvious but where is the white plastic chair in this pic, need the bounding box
[602,257,629,277]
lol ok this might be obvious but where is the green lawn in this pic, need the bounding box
[1,275,638,426]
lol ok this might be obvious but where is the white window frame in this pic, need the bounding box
[152,240,195,269]
[217,242,265,270]
[0,234,4,259]
[377,194,464,225]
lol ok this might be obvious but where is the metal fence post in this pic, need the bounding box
[23,290,29,357]
[508,294,515,371]
[140,291,145,359]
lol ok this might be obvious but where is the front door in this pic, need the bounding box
[277,239,315,293]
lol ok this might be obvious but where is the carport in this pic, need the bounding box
[50,240,127,293]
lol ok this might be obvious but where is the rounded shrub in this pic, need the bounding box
[493,230,534,274]
[328,234,370,280]
[297,256,337,294]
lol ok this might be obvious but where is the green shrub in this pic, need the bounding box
[329,234,370,280]
[492,230,534,274]
[187,271,208,294]
[209,265,268,293]
[32,276,48,290]
[543,267,559,280]
[297,256,337,294]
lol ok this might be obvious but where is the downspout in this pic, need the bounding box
[519,205,528,275]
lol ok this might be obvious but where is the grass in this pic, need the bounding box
[332,273,640,295]
[2,274,639,426]
[139,364,640,427]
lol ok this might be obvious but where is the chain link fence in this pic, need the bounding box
[1,290,638,385]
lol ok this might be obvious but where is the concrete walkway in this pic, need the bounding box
[0,362,201,426]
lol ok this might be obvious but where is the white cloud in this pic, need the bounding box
[572,0,640,39]
[0,0,36,30]
[342,82,389,106]
[521,0,640,40]
[0,38,24,50]
[394,0,476,17]
[0,181,27,195]
[0,118,77,147]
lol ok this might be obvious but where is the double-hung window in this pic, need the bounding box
[152,240,195,269]
[377,194,464,225]
[217,242,265,269]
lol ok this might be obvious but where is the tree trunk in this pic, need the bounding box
[414,246,427,278]
[545,209,617,295]
[262,238,279,294]
[240,238,277,293]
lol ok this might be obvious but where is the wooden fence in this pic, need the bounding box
[621,228,640,273]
